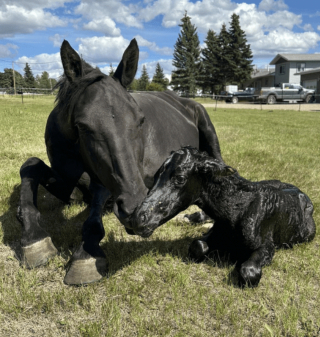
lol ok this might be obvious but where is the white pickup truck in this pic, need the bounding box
[257,83,315,104]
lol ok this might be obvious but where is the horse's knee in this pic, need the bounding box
[239,261,262,288]
[188,239,209,262]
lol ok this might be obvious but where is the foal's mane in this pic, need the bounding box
[54,60,106,116]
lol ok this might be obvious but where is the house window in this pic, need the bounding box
[297,63,306,73]
[279,64,285,75]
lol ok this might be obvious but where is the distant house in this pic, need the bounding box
[270,54,320,85]
[245,54,320,90]
[245,68,275,89]
[297,67,320,102]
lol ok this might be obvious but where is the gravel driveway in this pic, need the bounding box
[202,102,320,111]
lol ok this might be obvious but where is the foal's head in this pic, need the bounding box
[131,147,234,238]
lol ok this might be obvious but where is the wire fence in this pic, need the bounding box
[178,92,320,111]
[1,88,319,112]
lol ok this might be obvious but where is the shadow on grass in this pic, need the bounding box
[0,184,241,287]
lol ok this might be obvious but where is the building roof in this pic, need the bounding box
[251,69,275,79]
[295,67,320,76]
[270,54,320,65]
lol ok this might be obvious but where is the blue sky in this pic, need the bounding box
[1,0,320,81]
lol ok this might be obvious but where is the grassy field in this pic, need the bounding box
[0,95,319,337]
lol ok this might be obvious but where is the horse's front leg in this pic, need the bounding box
[64,181,110,285]
[237,239,275,288]
[188,220,230,262]
[18,157,76,268]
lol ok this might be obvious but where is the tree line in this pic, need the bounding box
[0,63,57,92]
[108,62,170,92]
[123,12,252,95]
[171,12,253,96]
[0,12,252,96]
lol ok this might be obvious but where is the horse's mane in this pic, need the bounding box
[54,60,106,116]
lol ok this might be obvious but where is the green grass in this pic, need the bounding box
[0,95,320,336]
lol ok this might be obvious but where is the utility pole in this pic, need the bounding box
[12,61,16,95]
[50,78,53,95]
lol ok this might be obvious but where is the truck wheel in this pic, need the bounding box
[267,95,276,104]
[305,94,312,103]
[232,97,238,104]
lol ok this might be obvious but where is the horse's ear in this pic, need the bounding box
[196,159,236,178]
[60,40,82,83]
[113,38,139,88]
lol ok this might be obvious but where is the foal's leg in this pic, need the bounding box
[64,181,110,285]
[188,220,230,261]
[183,211,212,224]
[18,157,79,268]
[237,239,275,288]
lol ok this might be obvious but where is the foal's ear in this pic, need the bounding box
[60,40,82,83]
[113,38,139,88]
[196,159,236,178]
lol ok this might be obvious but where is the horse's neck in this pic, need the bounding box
[197,175,251,221]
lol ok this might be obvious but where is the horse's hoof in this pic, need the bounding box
[64,257,107,285]
[21,237,58,268]
[188,239,210,262]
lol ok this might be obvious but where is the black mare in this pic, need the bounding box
[17,39,223,284]
[132,147,315,287]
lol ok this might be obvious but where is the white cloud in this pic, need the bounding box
[318,25,320,31]
[258,0,288,12]
[83,18,121,37]
[77,36,132,64]
[0,43,19,58]
[75,0,142,29]
[138,59,173,81]
[135,35,172,55]
[16,53,63,79]
[49,33,64,47]
[252,28,320,57]
[303,24,313,32]
[0,0,74,11]
[0,5,66,38]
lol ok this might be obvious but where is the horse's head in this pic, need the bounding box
[131,147,233,237]
[58,39,148,227]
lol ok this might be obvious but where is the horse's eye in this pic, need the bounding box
[174,175,186,185]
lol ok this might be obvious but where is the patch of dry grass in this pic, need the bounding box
[0,95,319,336]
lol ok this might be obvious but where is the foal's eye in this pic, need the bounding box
[173,175,186,185]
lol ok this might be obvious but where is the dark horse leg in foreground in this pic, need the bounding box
[18,39,224,285]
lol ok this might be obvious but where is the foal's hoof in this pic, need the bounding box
[21,237,58,268]
[238,262,262,288]
[64,257,107,285]
[188,239,210,262]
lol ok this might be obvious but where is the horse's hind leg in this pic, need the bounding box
[18,157,78,268]
[64,181,110,285]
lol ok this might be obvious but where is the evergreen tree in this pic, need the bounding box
[24,63,36,88]
[216,23,233,91]
[138,65,149,91]
[171,12,201,96]
[201,29,221,94]
[38,71,51,89]
[109,63,115,76]
[151,63,168,90]
[228,13,253,87]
